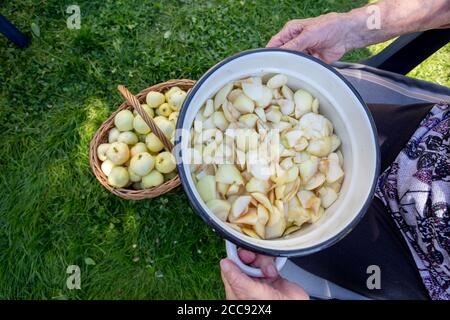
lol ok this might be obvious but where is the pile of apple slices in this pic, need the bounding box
[190,74,344,240]
[97,87,187,189]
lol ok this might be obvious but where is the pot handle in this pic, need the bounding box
[225,240,287,278]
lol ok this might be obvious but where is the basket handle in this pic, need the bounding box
[117,85,173,151]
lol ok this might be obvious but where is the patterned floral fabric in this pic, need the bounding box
[376,103,450,300]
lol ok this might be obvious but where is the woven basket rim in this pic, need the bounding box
[89,79,196,200]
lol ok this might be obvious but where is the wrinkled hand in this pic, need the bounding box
[220,249,309,300]
[267,12,356,63]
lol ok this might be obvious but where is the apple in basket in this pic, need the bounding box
[96,87,188,190]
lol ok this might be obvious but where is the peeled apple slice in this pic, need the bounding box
[228,89,243,103]
[196,175,216,202]
[327,153,344,183]
[257,204,269,225]
[298,112,333,139]
[242,82,263,101]
[226,183,241,196]
[216,164,244,185]
[245,177,270,194]
[239,114,258,128]
[284,225,301,236]
[230,195,252,219]
[207,199,231,221]
[330,134,341,152]
[212,111,229,131]
[284,130,303,148]
[287,196,311,227]
[217,182,229,197]
[307,137,331,157]
[254,107,267,122]
[294,89,313,118]
[304,173,326,190]
[254,222,265,239]
[265,207,286,239]
[234,209,258,225]
[255,86,273,108]
[309,206,324,223]
[312,98,319,113]
[267,74,288,89]
[242,227,261,239]
[233,94,255,113]
[299,157,319,183]
[281,85,293,101]
[203,99,214,117]
[278,100,295,116]
[265,107,282,123]
[214,83,233,109]
[297,190,317,210]
[318,187,338,208]
[251,192,273,213]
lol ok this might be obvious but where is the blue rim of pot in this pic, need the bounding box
[174,48,381,257]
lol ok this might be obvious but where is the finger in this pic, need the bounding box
[237,250,277,281]
[221,271,237,300]
[220,259,237,300]
[311,52,321,60]
[253,255,278,280]
[238,249,256,264]
[266,21,303,48]
[280,33,312,52]
[220,258,263,299]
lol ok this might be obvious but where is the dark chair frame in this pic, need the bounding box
[0,14,30,48]
[361,28,450,75]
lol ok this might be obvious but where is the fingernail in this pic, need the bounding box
[220,259,231,272]
[264,264,278,278]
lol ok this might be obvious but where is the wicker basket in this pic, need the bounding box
[89,79,196,200]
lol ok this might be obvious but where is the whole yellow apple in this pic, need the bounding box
[167,90,187,111]
[117,131,138,145]
[145,133,164,153]
[101,159,115,176]
[142,170,164,188]
[128,167,142,182]
[155,151,176,174]
[97,143,110,161]
[133,115,150,134]
[106,142,130,165]
[114,110,134,132]
[129,152,154,176]
[108,127,120,143]
[146,91,165,108]
[130,142,148,157]
[108,166,130,188]
[158,103,172,117]
[154,116,175,139]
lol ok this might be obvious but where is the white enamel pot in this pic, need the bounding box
[174,48,380,277]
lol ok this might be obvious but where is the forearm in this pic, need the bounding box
[342,0,450,50]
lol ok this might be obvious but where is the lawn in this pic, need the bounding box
[0,0,448,299]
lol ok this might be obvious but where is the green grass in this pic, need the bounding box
[0,0,448,299]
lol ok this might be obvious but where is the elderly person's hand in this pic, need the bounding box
[220,249,309,300]
[266,13,355,63]
[267,0,450,64]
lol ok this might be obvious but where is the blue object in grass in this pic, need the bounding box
[0,15,30,48]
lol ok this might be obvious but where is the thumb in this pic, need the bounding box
[220,259,263,299]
